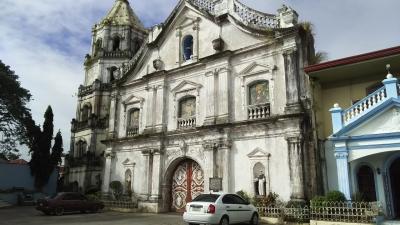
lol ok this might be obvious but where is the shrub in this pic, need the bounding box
[252,192,280,207]
[325,191,346,202]
[236,190,251,203]
[286,200,308,208]
[311,195,326,207]
[109,181,123,200]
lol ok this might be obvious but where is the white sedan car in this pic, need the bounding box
[183,193,259,225]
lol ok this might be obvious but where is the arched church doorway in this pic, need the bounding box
[356,165,376,201]
[390,158,400,218]
[171,159,204,212]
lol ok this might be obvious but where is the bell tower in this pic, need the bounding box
[66,0,147,193]
[84,0,147,85]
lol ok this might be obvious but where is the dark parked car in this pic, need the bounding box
[36,192,104,216]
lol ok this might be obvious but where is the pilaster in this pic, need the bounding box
[219,140,231,192]
[150,150,162,200]
[286,135,305,201]
[144,86,155,132]
[283,49,301,114]
[154,84,166,132]
[217,67,230,124]
[204,70,217,125]
[102,150,114,193]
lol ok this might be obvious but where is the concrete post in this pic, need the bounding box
[335,151,351,200]
[329,103,343,133]
[382,73,398,98]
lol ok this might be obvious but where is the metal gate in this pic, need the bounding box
[171,159,204,212]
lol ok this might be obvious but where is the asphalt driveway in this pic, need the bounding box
[0,206,186,225]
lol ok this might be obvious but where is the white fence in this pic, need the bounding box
[257,201,379,223]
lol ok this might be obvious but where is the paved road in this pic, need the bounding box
[0,206,186,225]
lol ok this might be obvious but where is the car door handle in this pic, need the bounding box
[226,206,230,209]
[239,206,242,208]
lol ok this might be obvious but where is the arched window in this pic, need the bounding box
[182,35,193,61]
[249,81,269,105]
[94,39,102,55]
[178,97,196,119]
[109,66,118,82]
[357,165,377,201]
[75,140,87,158]
[81,104,91,121]
[112,36,120,51]
[127,109,140,136]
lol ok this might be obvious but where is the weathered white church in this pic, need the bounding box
[66,0,321,212]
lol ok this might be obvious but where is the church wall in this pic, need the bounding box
[231,136,291,201]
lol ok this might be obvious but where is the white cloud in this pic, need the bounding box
[0,0,399,160]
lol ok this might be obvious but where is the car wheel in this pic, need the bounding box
[220,216,229,225]
[250,213,259,225]
[54,207,64,216]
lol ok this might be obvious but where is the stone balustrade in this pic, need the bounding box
[247,103,271,120]
[190,0,215,13]
[177,117,196,129]
[126,127,139,137]
[71,116,109,132]
[103,50,132,58]
[342,87,387,125]
[233,0,279,28]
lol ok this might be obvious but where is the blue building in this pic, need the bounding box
[0,161,57,205]
[306,46,400,218]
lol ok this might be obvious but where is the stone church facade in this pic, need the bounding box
[66,0,321,212]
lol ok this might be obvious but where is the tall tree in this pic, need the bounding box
[29,106,63,189]
[51,131,63,167]
[0,60,32,160]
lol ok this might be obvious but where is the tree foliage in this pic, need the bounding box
[29,106,64,189]
[0,60,32,159]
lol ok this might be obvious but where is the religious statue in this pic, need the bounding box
[125,173,132,195]
[254,170,266,196]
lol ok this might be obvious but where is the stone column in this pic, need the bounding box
[286,136,305,200]
[204,71,217,125]
[217,68,230,124]
[102,150,114,193]
[335,151,351,200]
[219,141,231,192]
[151,150,161,200]
[283,49,301,113]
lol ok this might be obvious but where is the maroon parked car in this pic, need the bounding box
[36,192,104,216]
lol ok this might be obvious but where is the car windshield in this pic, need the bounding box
[192,194,220,203]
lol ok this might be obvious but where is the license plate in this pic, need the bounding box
[191,207,201,212]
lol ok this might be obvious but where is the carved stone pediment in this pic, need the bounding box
[175,15,201,29]
[247,147,270,159]
[122,158,135,167]
[238,62,272,77]
[171,80,202,96]
[122,94,144,106]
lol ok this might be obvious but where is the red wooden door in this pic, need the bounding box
[171,159,204,212]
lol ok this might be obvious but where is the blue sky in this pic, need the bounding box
[0,0,399,159]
